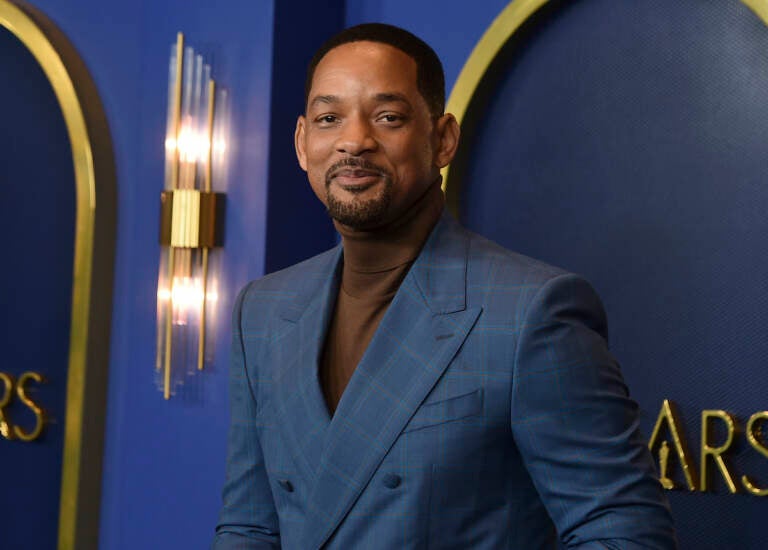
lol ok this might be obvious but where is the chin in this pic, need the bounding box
[327,196,392,229]
[325,180,393,229]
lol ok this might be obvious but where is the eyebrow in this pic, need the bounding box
[308,92,412,109]
[373,93,411,107]
[309,94,339,108]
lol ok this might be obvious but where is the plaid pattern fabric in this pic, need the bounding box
[213,212,676,549]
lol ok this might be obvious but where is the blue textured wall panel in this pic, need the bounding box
[0,27,74,550]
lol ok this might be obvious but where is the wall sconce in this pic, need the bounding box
[156,32,229,399]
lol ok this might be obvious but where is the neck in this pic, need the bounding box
[335,179,445,273]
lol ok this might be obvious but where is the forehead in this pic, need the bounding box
[309,41,419,101]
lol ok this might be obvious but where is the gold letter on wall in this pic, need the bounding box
[700,410,738,493]
[13,372,45,441]
[0,372,14,439]
[741,411,768,496]
[648,399,697,491]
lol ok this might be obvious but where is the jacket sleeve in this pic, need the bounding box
[213,284,280,549]
[510,273,677,549]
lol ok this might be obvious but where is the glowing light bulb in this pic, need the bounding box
[174,124,211,163]
[165,276,203,326]
[171,276,204,307]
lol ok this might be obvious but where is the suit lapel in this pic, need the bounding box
[302,213,482,549]
[268,246,341,482]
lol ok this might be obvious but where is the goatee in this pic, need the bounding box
[325,158,393,229]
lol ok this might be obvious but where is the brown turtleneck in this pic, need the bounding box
[320,180,445,414]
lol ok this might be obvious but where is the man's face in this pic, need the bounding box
[295,41,458,230]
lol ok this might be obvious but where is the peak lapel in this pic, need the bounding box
[302,213,482,549]
[268,247,341,482]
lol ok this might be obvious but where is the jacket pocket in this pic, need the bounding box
[403,388,483,433]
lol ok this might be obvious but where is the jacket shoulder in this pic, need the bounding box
[243,246,338,293]
[460,226,608,338]
[235,246,340,326]
[463,226,570,288]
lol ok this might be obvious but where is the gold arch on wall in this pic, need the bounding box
[0,1,115,550]
[440,0,548,204]
[442,0,768,210]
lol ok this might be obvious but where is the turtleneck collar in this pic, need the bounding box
[334,178,445,298]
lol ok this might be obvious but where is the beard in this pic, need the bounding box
[324,158,393,229]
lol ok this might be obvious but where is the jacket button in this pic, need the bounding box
[278,479,294,493]
[382,473,401,489]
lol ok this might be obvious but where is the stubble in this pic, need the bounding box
[324,158,393,229]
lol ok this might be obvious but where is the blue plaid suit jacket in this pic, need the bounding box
[214,212,676,549]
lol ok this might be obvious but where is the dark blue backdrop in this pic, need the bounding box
[456,1,768,547]
[5,0,768,547]
[0,27,74,550]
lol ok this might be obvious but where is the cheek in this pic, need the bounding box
[302,130,330,164]
[303,142,330,183]
[307,169,327,204]
[392,140,434,181]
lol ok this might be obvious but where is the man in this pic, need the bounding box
[214,23,676,549]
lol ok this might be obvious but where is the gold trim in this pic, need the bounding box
[743,0,768,26]
[205,79,215,194]
[163,246,175,400]
[163,32,184,399]
[0,2,115,549]
[170,32,184,190]
[159,190,223,248]
[198,247,209,371]
[170,190,202,247]
[199,78,216,371]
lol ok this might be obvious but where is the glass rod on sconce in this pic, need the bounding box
[156,32,229,399]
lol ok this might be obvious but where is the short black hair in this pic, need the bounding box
[304,23,445,118]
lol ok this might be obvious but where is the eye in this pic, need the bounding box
[314,114,339,126]
[376,113,406,126]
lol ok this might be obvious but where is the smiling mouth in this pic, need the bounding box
[330,169,383,192]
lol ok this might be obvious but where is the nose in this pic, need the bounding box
[335,115,377,156]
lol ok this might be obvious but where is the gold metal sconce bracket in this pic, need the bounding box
[159,190,224,249]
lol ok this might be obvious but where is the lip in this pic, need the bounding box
[330,169,383,190]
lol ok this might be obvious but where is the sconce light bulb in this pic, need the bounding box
[176,124,211,163]
[171,276,205,308]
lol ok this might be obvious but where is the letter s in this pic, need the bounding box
[742,411,768,497]
[13,372,45,442]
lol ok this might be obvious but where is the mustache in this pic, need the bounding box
[325,158,390,185]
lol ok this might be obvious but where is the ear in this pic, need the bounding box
[433,113,460,169]
[295,115,308,171]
